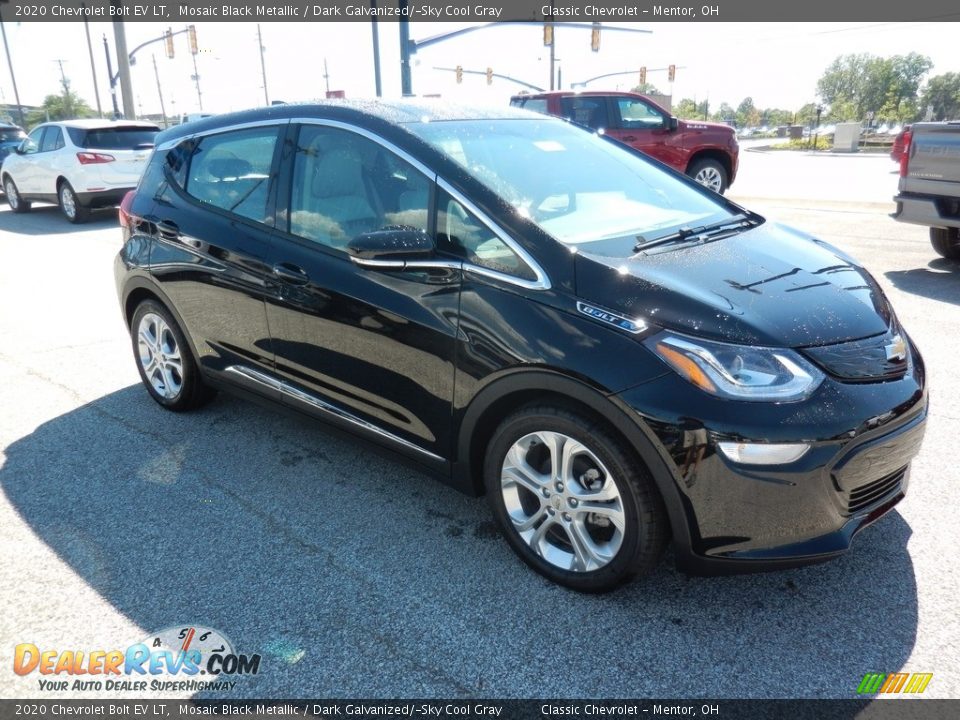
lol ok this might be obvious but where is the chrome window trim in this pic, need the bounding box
[436,177,551,291]
[291,117,436,181]
[225,365,444,463]
[349,256,462,272]
[154,118,290,153]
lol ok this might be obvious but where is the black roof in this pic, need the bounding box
[156,99,536,146]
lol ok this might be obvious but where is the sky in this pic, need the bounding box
[0,20,957,121]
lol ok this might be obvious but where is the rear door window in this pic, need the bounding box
[40,127,64,152]
[558,96,610,131]
[184,127,280,224]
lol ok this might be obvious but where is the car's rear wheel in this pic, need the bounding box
[58,181,90,224]
[687,158,728,194]
[131,300,216,411]
[4,176,30,213]
[930,227,960,260]
[484,405,668,592]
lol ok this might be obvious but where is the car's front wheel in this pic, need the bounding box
[131,300,216,411]
[4,176,31,213]
[687,158,728,194]
[930,227,960,260]
[58,181,90,224]
[484,405,668,592]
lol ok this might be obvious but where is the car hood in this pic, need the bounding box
[574,221,892,348]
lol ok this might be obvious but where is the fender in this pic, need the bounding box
[451,369,693,557]
[119,272,206,365]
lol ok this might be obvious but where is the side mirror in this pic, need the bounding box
[347,227,435,266]
[668,116,679,132]
[14,144,25,155]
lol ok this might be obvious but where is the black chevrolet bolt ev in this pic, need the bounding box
[115,100,927,592]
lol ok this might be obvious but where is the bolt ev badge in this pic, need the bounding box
[576,302,647,334]
[885,335,907,362]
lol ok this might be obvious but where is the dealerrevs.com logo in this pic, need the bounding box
[13,626,261,693]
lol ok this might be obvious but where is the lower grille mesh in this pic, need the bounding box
[846,467,906,514]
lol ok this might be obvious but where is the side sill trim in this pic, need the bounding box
[224,365,444,464]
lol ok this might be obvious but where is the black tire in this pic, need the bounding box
[58,180,90,224]
[4,176,31,213]
[930,227,960,260]
[686,158,728,194]
[130,300,216,412]
[483,404,668,592]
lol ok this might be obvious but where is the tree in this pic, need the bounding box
[816,52,932,122]
[735,97,760,127]
[795,103,819,127]
[712,102,736,123]
[921,72,960,121]
[25,92,94,127]
[631,82,663,96]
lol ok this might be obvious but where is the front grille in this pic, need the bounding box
[802,327,909,381]
[846,467,906,514]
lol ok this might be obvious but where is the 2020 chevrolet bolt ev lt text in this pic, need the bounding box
[2,119,158,223]
[115,101,927,592]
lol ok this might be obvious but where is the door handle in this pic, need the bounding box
[621,135,638,142]
[272,262,310,285]
[156,220,180,240]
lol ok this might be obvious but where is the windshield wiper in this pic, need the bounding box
[633,213,759,253]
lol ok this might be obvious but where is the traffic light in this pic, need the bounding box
[639,66,647,86]
[543,23,553,47]
[456,65,463,84]
[668,64,676,82]
[590,22,600,52]
[164,28,174,59]
[486,67,493,85]
[187,24,198,55]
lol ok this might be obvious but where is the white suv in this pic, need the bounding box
[1,119,158,223]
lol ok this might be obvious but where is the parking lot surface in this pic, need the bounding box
[1,147,958,699]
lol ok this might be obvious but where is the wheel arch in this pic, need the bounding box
[686,148,732,181]
[121,276,204,364]
[452,370,690,547]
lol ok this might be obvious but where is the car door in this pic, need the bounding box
[605,96,686,168]
[12,126,45,194]
[264,121,460,466]
[145,122,287,387]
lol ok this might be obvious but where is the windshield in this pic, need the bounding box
[407,118,734,255]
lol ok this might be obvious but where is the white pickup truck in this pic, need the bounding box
[891,121,960,258]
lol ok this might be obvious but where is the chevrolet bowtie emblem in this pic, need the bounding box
[885,334,907,362]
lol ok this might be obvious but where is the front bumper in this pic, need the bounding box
[615,343,927,575]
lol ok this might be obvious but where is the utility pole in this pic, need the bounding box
[54,59,73,117]
[82,6,103,117]
[102,35,120,118]
[151,54,167,127]
[323,58,330,93]
[398,0,412,96]
[190,47,202,111]
[0,12,25,126]
[370,0,382,97]
[548,0,555,91]
[256,24,269,106]
[111,12,135,119]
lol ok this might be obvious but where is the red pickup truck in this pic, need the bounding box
[510,90,739,194]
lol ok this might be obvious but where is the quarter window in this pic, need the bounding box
[185,127,279,223]
[436,189,536,282]
[289,125,431,250]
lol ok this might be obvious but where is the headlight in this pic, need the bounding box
[645,331,824,402]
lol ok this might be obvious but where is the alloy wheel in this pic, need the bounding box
[137,312,184,400]
[60,185,77,219]
[5,179,18,209]
[694,166,723,193]
[500,431,625,573]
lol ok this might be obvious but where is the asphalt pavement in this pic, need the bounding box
[1,147,958,700]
